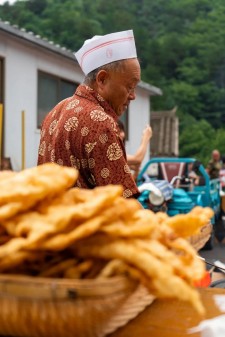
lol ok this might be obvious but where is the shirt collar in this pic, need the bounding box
[75,84,118,121]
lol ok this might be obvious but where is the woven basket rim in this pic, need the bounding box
[0,273,127,284]
[188,221,212,251]
[0,274,138,300]
[0,278,153,337]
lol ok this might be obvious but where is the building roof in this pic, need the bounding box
[138,81,162,96]
[150,107,179,156]
[0,19,162,96]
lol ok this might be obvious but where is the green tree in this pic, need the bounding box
[179,118,215,164]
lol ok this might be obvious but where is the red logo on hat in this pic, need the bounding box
[106,48,113,58]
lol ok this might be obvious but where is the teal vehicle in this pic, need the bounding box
[137,157,221,249]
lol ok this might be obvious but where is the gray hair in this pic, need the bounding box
[84,60,126,85]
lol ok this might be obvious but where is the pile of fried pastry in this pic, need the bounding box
[0,163,213,314]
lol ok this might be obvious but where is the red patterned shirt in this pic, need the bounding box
[38,84,139,198]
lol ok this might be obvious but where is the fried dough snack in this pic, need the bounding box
[73,234,204,314]
[0,163,77,220]
[0,170,17,182]
[0,163,212,315]
[156,207,213,238]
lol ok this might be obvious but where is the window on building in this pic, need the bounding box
[37,71,78,128]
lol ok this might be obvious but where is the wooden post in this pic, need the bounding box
[21,110,25,170]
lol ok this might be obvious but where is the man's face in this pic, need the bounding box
[212,151,220,161]
[100,59,141,116]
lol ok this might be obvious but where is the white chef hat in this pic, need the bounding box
[74,30,137,75]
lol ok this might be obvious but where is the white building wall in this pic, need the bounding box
[126,87,151,168]
[1,36,83,170]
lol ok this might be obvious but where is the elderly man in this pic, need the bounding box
[38,30,141,198]
[206,149,222,179]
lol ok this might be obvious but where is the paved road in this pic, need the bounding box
[200,219,225,265]
[200,241,225,264]
[199,240,225,284]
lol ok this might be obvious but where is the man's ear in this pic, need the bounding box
[95,70,108,88]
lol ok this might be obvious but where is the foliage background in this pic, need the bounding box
[1,0,225,165]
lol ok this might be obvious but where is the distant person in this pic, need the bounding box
[117,120,152,180]
[219,155,225,191]
[188,161,200,187]
[38,30,141,198]
[206,149,222,179]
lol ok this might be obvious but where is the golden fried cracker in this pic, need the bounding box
[0,170,17,182]
[96,259,125,278]
[39,258,77,277]
[74,235,205,314]
[190,206,214,220]
[0,163,78,220]
[63,260,93,279]
[133,238,204,282]
[37,214,107,250]
[165,213,209,238]
[0,185,123,254]
[100,220,155,237]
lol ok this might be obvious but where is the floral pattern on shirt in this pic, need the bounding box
[38,84,139,197]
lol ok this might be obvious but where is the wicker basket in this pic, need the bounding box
[0,274,154,337]
[187,221,212,251]
[0,222,210,337]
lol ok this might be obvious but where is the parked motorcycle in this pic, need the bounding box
[137,174,195,212]
[138,179,173,213]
